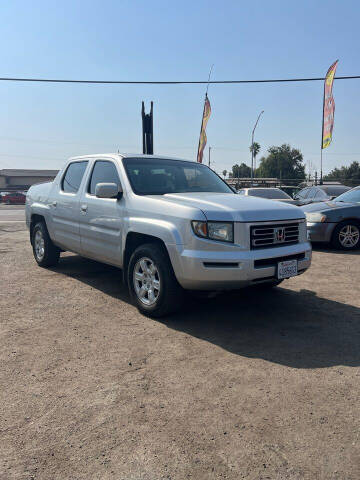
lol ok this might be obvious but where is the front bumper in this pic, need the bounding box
[167,241,312,290]
[307,222,335,243]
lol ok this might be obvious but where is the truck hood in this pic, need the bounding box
[159,192,304,222]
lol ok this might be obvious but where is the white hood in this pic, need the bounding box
[161,192,305,222]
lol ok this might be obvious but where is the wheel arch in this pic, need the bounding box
[122,232,171,285]
[30,214,47,243]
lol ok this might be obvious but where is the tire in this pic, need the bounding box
[127,243,184,317]
[331,220,360,250]
[31,221,60,267]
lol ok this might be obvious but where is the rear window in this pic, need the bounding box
[322,186,351,196]
[62,161,88,193]
[248,188,290,199]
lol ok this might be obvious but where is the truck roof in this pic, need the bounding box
[69,153,194,163]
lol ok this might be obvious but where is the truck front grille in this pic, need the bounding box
[250,222,300,249]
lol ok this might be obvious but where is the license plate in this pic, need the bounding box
[277,259,298,279]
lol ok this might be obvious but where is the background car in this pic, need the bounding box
[294,184,351,206]
[2,192,26,205]
[302,186,360,250]
[237,187,299,205]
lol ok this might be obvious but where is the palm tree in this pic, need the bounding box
[222,170,227,179]
[249,142,261,176]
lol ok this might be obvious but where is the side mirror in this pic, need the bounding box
[95,182,122,199]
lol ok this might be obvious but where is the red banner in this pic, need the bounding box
[322,60,338,149]
[197,94,211,163]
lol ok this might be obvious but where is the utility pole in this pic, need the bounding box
[208,146,211,168]
[251,110,264,186]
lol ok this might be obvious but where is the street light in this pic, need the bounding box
[251,110,264,185]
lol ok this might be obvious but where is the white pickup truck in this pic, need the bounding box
[26,153,311,316]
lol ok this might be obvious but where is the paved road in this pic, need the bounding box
[0,204,25,222]
[0,221,359,479]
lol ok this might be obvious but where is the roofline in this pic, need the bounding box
[68,153,195,163]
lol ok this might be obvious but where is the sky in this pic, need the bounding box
[0,0,359,175]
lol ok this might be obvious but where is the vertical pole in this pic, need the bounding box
[251,131,254,186]
[320,148,323,185]
[141,102,145,154]
[320,73,326,185]
[150,101,154,154]
[208,146,211,167]
[250,110,264,187]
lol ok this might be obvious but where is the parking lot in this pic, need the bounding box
[0,205,359,480]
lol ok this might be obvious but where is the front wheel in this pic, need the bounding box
[331,221,360,250]
[32,222,60,267]
[127,243,183,317]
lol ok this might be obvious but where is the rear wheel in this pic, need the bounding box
[127,243,183,317]
[331,221,360,250]
[31,222,60,267]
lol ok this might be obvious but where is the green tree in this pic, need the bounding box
[324,161,360,181]
[231,163,251,178]
[249,142,261,174]
[222,169,227,178]
[257,144,306,180]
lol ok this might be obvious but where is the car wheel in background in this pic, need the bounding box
[128,243,183,317]
[331,220,360,250]
[31,222,60,267]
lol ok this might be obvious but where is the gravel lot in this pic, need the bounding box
[0,207,359,479]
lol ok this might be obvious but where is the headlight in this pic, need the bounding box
[306,212,327,223]
[191,221,234,243]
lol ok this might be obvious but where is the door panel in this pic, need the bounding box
[51,161,88,252]
[79,160,124,266]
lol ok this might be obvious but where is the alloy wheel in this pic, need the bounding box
[338,224,360,248]
[133,257,161,306]
[34,230,45,260]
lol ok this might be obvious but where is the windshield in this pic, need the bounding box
[334,187,360,203]
[122,158,233,195]
[322,186,350,196]
[248,188,291,199]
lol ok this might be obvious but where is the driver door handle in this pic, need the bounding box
[52,201,57,207]
[80,204,88,213]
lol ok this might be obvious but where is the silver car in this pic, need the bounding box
[303,186,360,250]
[26,154,312,317]
[295,184,351,206]
[237,187,299,205]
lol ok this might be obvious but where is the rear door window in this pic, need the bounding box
[62,161,88,194]
[315,189,326,199]
[296,188,309,199]
[307,187,317,199]
[88,160,121,195]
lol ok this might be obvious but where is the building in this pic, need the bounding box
[0,169,59,191]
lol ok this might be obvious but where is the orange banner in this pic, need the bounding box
[197,94,211,163]
[322,60,338,149]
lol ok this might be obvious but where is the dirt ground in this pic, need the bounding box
[0,210,359,479]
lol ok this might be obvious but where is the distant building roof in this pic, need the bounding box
[0,169,59,177]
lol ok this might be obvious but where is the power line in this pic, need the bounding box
[0,75,360,85]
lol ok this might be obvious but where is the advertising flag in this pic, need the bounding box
[322,60,338,149]
[197,94,211,163]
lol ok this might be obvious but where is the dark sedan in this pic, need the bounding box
[302,186,360,250]
[294,184,351,206]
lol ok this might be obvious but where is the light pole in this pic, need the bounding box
[251,110,264,185]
